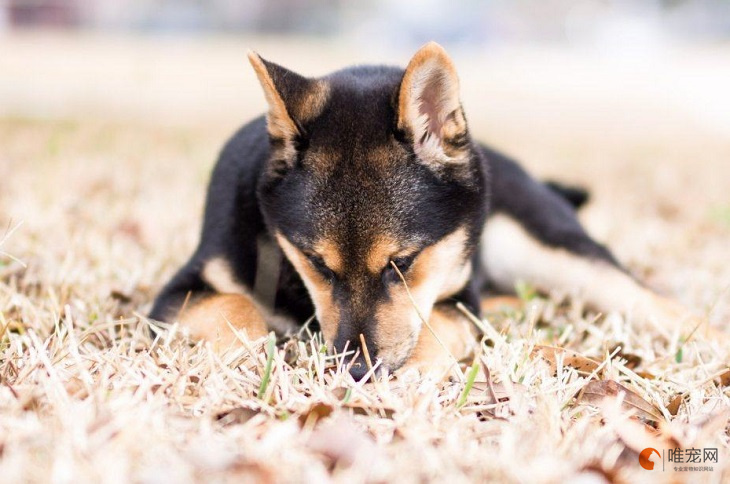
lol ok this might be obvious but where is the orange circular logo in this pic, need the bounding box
[639,448,661,470]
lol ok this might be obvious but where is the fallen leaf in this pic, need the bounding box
[470,381,522,403]
[666,393,686,416]
[715,369,730,387]
[110,289,133,304]
[532,345,600,374]
[466,381,528,418]
[298,401,334,426]
[634,370,658,380]
[579,380,664,423]
[608,345,642,369]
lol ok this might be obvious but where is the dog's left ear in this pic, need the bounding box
[248,52,328,153]
[398,42,470,167]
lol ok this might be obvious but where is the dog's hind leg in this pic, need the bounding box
[482,213,700,336]
[482,149,702,337]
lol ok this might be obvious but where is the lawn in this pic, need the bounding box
[1,34,729,483]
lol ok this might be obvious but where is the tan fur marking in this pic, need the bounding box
[374,228,472,369]
[365,236,403,274]
[247,52,299,142]
[374,290,422,369]
[313,239,344,275]
[202,257,249,295]
[409,227,471,301]
[482,214,702,335]
[303,146,339,174]
[177,294,268,349]
[275,234,339,343]
[247,52,330,172]
[296,80,330,123]
[307,143,408,176]
[368,144,405,168]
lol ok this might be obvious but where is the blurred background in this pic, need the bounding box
[0,0,728,322]
[2,0,730,131]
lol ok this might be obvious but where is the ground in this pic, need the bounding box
[1,34,729,483]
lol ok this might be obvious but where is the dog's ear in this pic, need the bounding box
[248,52,328,167]
[398,42,470,167]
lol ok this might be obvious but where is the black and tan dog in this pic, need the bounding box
[150,42,699,378]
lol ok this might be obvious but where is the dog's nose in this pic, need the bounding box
[348,354,370,381]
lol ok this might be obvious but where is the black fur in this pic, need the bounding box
[545,181,590,209]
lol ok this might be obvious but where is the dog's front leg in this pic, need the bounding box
[151,256,274,350]
[175,293,269,350]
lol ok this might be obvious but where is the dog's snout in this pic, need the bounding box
[347,354,369,380]
[334,330,376,381]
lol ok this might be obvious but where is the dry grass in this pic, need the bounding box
[2,34,730,483]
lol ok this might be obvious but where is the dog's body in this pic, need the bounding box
[150,43,695,378]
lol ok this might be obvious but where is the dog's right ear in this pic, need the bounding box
[397,42,470,169]
[248,52,329,169]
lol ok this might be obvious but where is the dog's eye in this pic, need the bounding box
[392,256,414,273]
[383,255,415,283]
[308,255,335,281]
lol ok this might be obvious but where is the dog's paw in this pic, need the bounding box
[178,294,269,350]
[398,307,477,380]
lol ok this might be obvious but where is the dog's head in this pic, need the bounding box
[250,43,488,376]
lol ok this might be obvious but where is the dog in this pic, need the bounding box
[150,42,699,378]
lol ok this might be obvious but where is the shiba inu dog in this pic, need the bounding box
[150,42,699,379]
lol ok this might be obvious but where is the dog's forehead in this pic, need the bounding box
[307,73,399,149]
[308,162,418,234]
[293,152,464,249]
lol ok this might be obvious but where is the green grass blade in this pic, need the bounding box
[457,359,480,409]
[258,333,276,402]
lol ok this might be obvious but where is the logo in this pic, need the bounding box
[640,447,718,472]
[639,448,661,470]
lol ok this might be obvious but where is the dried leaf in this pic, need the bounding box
[470,381,523,403]
[716,369,730,387]
[580,380,664,423]
[634,370,658,380]
[467,381,528,418]
[298,402,334,426]
[110,289,133,304]
[666,393,686,416]
[532,345,600,374]
[609,345,642,369]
